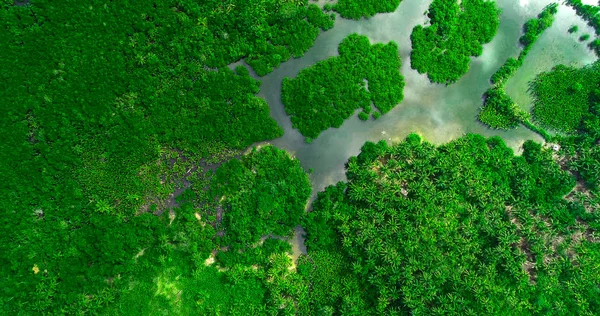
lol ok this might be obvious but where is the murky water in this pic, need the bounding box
[251,0,596,197]
[245,0,598,259]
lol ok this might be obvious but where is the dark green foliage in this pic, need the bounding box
[304,134,600,314]
[555,93,600,193]
[479,87,526,129]
[192,0,335,76]
[569,25,579,33]
[282,34,405,139]
[580,33,591,41]
[531,63,600,133]
[333,0,402,20]
[410,0,500,84]
[296,250,370,314]
[0,0,331,313]
[211,146,312,248]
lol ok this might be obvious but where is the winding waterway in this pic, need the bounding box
[246,0,597,257]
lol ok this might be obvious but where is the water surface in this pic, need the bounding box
[251,0,596,197]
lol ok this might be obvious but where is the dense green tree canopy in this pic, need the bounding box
[282,33,405,140]
[211,145,312,249]
[410,0,500,84]
[531,62,600,133]
[479,86,527,129]
[331,0,402,20]
[0,0,329,313]
[303,134,600,314]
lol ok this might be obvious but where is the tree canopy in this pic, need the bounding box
[531,62,600,133]
[0,0,326,313]
[302,134,600,314]
[410,0,501,84]
[331,0,402,20]
[211,145,312,249]
[282,33,405,140]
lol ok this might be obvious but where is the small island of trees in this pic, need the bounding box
[410,0,501,84]
[282,33,405,140]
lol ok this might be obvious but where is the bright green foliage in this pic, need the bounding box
[103,197,304,315]
[304,134,600,314]
[531,63,600,133]
[333,0,402,20]
[410,0,500,84]
[479,87,527,129]
[580,33,591,41]
[282,34,405,139]
[491,4,558,85]
[491,57,522,84]
[211,146,312,248]
[296,250,370,314]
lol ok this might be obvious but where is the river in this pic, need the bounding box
[248,0,597,258]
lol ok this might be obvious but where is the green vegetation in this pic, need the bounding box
[566,0,600,55]
[491,3,558,85]
[580,33,591,41]
[211,145,312,249]
[569,25,579,33]
[0,0,330,313]
[410,0,501,84]
[3,0,600,314]
[332,0,402,20]
[303,133,600,314]
[479,87,528,129]
[531,62,600,194]
[531,62,600,133]
[480,4,557,131]
[282,34,405,139]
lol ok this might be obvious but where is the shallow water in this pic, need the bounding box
[246,0,598,258]
[252,0,596,198]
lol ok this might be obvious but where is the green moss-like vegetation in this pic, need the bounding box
[211,145,312,248]
[479,87,527,129]
[282,34,405,139]
[410,0,500,84]
[302,134,600,314]
[531,63,600,133]
[333,0,402,20]
[580,33,591,41]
